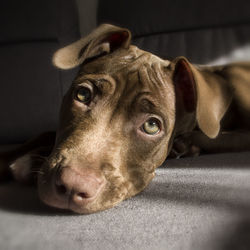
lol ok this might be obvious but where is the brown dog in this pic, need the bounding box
[1,24,250,214]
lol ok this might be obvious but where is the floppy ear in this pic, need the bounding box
[173,57,232,138]
[53,24,131,69]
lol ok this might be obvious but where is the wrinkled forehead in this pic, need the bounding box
[81,45,170,75]
[76,45,174,117]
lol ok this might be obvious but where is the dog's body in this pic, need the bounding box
[0,24,250,213]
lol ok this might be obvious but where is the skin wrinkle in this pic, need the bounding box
[55,93,131,212]
[138,65,174,125]
[121,63,175,197]
[36,44,177,213]
[75,73,117,97]
[6,29,177,213]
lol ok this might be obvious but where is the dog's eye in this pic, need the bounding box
[142,118,161,135]
[75,87,92,104]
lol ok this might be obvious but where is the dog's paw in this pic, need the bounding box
[169,136,201,159]
[9,153,43,184]
[9,154,33,183]
[9,146,51,184]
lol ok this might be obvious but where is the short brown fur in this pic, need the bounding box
[1,24,250,213]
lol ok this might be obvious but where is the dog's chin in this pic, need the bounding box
[38,190,125,214]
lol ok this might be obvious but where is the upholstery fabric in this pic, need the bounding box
[0,152,250,250]
[0,0,80,144]
[98,0,250,64]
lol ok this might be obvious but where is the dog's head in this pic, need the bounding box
[38,24,227,213]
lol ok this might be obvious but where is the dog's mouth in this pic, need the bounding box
[35,148,157,214]
[37,178,129,214]
[36,163,131,214]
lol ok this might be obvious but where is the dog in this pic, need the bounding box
[0,24,250,214]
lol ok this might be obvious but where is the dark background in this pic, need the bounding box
[1,0,250,144]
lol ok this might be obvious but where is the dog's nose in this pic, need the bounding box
[54,166,105,206]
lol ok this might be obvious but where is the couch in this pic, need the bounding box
[1,0,250,249]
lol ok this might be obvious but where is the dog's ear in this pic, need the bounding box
[53,24,131,69]
[173,57,231,138]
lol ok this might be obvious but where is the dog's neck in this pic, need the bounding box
[174,104,197,137]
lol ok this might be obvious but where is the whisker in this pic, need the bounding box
[30,170,44,175]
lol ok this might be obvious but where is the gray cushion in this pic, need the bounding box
[0,152,250,250]
[133,24,250,64]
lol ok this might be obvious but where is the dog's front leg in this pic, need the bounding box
[0,132,56,183]
[169,134,201,159]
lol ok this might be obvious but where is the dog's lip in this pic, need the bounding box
[68,196,96,213]
[68,202,97,214]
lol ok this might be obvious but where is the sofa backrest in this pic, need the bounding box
[0,0,80,144]
[98,0,250,65]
